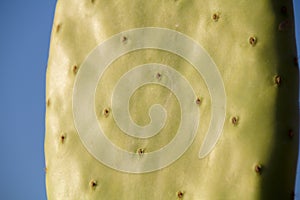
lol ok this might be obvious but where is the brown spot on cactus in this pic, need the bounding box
[177,191,184,198]
[274,75,282,86]
[156,72,162,80]
[255,164,263,174]
[137,148,145,156]
[121,36,127,43]
[278,20,289,31]
[72,65,78,75]
[195,97,201,105]
[288,129,294,139]
[46,99,51,107]
[249,36,257,46]
[56,24,61,33]
[231,116,239,126]
[60,133,66,143]
[103,108,110,117]
[90,180,97,189]
[212,13,220,21]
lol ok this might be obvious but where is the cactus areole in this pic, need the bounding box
[45,0,299,199]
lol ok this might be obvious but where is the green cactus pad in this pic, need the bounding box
[45,0,299,199]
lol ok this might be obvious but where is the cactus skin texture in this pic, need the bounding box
[45,0,299,199]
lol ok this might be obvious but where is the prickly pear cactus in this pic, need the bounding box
[45,0,299,199]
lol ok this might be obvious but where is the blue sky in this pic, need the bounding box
[0,1,299,199]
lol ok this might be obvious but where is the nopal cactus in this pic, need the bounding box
[45,0,299,199]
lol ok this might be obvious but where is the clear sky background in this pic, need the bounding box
[0,1,299,199]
